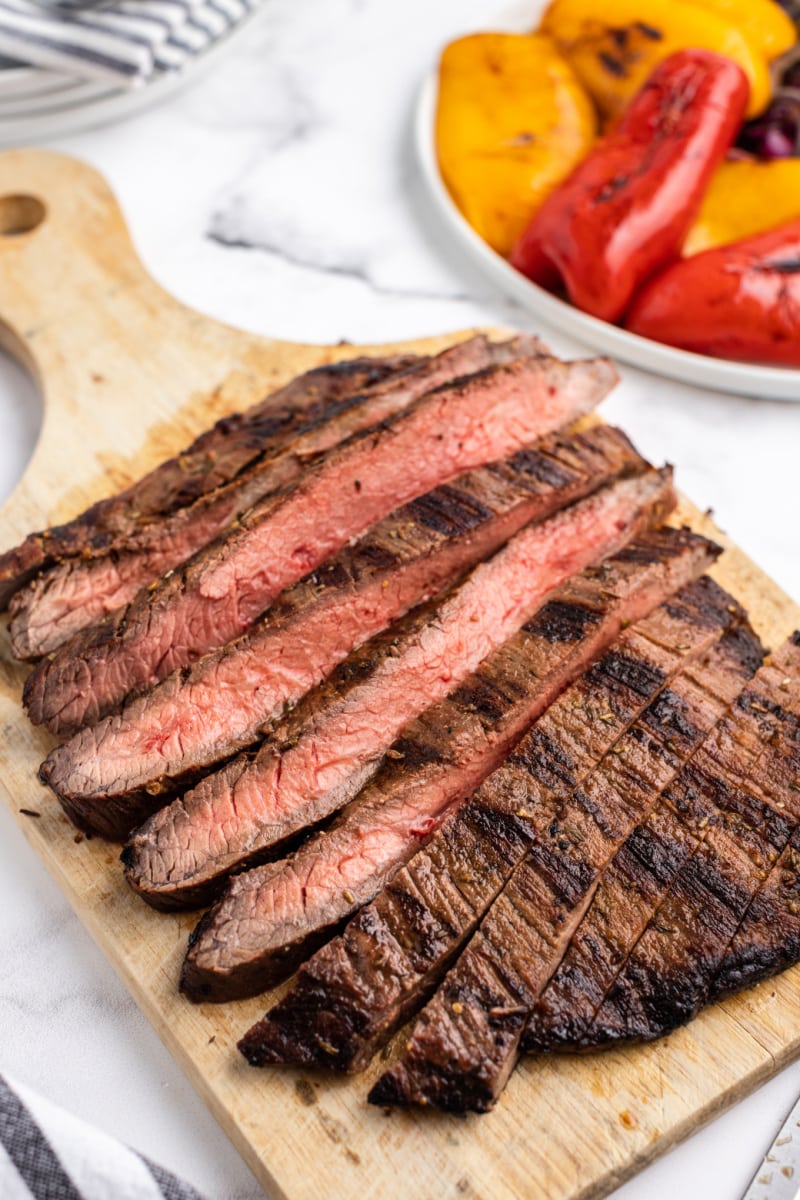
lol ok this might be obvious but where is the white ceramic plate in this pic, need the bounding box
[0,11,257,143]
[414,11,800,402]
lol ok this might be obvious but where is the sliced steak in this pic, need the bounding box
[236,576,745,1073]
[367,622,763,1112]
[42,432,649,842]
[570,636,800,1049]
[708,641,800,1004]
[525,638,800,1051]
[709,825,800,1002]
[25,351,615,737]
[123,449,655,908]
[184,524,717,1006]
[0,351,418,609]
[9,337,536,658]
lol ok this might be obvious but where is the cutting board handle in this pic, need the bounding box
[0,149,472,536]
[0,149,301,530]
[0,148,266,389]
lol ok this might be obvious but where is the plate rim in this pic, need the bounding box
[0,10,259,141]
[414,56,800,402]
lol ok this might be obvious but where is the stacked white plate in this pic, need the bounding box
[0,11,255,143]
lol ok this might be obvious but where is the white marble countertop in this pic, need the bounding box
[0,1,799,1197]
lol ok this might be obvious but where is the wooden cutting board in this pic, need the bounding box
[0,148,798,1200]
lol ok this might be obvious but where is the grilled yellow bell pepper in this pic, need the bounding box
[689,0,795,60]
[683,159,800,256]
[541,0,775,119]
[436,33,596,258]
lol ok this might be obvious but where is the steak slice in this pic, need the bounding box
[523,638,800,1054]
[709,825,800,1002]
[566,636,800,1050]
[123,448,655,909]
[9,337,536,658]
[368,619,763,1111]
[25,351,615,737]
[183,524,715,1005]
[0,351,418,610]
[42,432,650,842]
[236,576,745,1073]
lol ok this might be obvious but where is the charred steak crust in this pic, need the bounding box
[184,525,718,1006]
[25,351,615,737]
[235,577,753,1073]
[522,634,773,1055]
[122,437,653,907]
[9,338,542,659]
[566,637,800,1050]
[42,430,648,843]
[709,824,800,1002]
[368,616,763,1111]
[0,352,420,610]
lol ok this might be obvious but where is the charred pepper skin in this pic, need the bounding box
[626,219,800,366]
[510,49,750,324]
[541,0,784,121]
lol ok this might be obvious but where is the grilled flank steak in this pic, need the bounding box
[237,576,753,1074]
[43,433,649,842]
[541,634,800,1053]
[0,350,421,610]
[182,524,718,1005]
[368,616,763,1111]
[10,337,538,658]
[123,452,659,908]
[25,351,616,736]
[9,334,799,1120]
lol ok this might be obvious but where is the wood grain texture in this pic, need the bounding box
[0,149,798,1200]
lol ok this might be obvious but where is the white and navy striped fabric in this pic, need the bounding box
[0,0,260,87]
[0,1074,206,1200]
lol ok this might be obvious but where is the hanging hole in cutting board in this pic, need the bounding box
[0,194,45,238]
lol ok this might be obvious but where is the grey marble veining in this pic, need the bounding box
[0,2,798,1198]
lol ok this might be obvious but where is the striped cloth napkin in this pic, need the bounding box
[0,1074,207,1200]
[0,0,259,87]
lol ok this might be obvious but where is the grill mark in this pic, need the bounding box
[620,821,687,887]
[505,447,574,490]
[718,622,768,679]
[528,600,602,643]
[341,540,400,573]
[448,673,522,724]
[407,484,494,535]
[508,728,579,792]
[611,543,664,565]
[662,589,738,630]
[735,689,800,729]
[584,649,667,698]
[525,840,596,907]
[640,687,701,743]
[466,800,533,857]
[391,736,444,770]
[532,619,800,1051]
[524,814,700,1052]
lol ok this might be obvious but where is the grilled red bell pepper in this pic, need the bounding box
[626,218,800,365]
[510,49,749,323]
